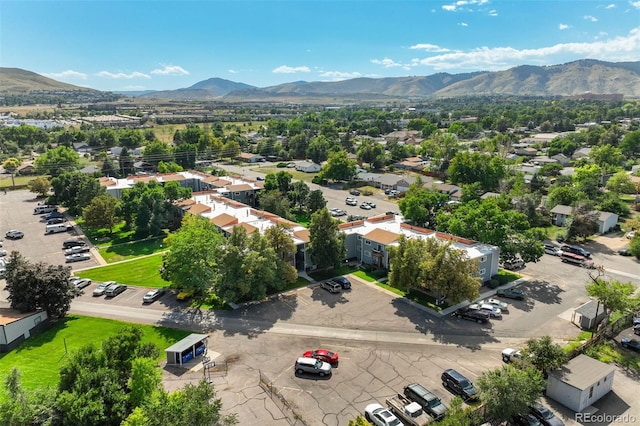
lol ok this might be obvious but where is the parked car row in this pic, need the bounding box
[92,280,127,297]
[329,208,347,217]
[61,239,91,263]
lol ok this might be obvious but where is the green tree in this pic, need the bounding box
[572,164,603,198]
[127,357,162,409]
[119,147,135,177]
[590,144,624,172]
[306,189,326,213]
[34,146,80,176]
[101,156,119,178]
[258,189,293,219]
[306,135,330,164]
[4,252,76,319]
[26,176,51,197]
[398,179,448,227]
[265,224,299,286]
[82,194,119,233]
[348,416,372,426]
[289,180,311,210]
[388,236,481,304]
[566,202,599,241]
[143,141,173,166]
[477,365,545,422]
[320,150,357,181]
[0,368,58,426]
[119,129,144,149]
[448,152,505,191]
[586,276,639,318]
[605,171,635,194]
[51,172,105,215]
[521,336,566,378]
[161,214,224,296]
[307,208,346,270]
[546,185,579,210]
[2,157,20,189]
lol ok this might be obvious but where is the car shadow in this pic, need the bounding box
[293,371,332,380]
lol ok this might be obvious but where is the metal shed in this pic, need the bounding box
[571,300,606,330]
[165,333,208,366]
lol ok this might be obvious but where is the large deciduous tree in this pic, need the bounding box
[306,189,327,213]
[388,236,481,304]
[2,157,20,189]
[27,176,51,198]
[264,224,299,286]
[4,252,76,319]
[50,172,105,216]
[448,152,505,191]
[521,336,566,379]
[436,198,543,263]
[585,276,639,318]
[83,194,119,233]
[258,189,293,220]
[397,178,449,227]
[161,214,224,296]
[34,146,80,177]
[477,365,545,422]
[307,208,346,270]
[320,150,357,182]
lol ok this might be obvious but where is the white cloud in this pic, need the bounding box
[584,15,598,22]
[459,22,469,27]
[370,58,412,70]
[442,0,490,12]
[559,23,570,30]
[42,70,87,80]
[414,27,640,71]
[409,43,450,52]
[318,71,362,80]
[150,65,189,76]
[228,69,238,74]
[488,9,498,16]
[605,3,616,8]
[632,1,640,9]
[272,65,311,74]
[96,71,150,79]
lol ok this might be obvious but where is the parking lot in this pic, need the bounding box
[0,190,100,270]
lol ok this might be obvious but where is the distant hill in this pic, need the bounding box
[138,77,255,99]
[434,60,640,97]
[0,67,98,93]
[3,60,639,101]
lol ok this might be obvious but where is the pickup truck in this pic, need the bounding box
[386,394,431,426]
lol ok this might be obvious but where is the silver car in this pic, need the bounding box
[294,357,332,377]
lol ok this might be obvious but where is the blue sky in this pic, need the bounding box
[2,1,639,91]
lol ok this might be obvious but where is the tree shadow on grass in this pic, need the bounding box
[5,315,80,355]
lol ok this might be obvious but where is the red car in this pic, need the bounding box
[303,349,339,365]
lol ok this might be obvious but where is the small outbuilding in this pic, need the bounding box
[165,333,209,366]
[571,300,606,330]
[295,161,321,173]
[546,354,615,412]
[0,308,49,352]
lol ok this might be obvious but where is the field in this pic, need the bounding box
[76,254,169,287]
[0,315,190,391]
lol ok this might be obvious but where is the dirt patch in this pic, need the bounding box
[591,232,629,251]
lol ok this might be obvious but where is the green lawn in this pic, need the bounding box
[0,315,190,391]
[250,166,319,183]
[99,239,168,263]
[76,254,170,287]
[293,210,311,228]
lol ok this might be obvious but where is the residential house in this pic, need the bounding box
[110,146,143,157]
[551,153,571,166]
[16,162,35,175]
[393,156,428,171]
[73,142,92,154]
[133,161,155,173]
[515,147,538,157]
[294,161,321,173]
[546,354,615,412]
[0,308,49,352]
[550,205,619,234]
[572,147,592,160]
[80,164,100,175]
[236,152,265,163]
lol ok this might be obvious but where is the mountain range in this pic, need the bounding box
[1,59,639,101]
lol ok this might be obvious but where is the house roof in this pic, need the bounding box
[186,203,212,215]
[550,204,573,215]
[0,308,40,326]
[165,333,209,354]
[293,229,310,243]
[231,222,258,235]
[210,213,238,228]
[226,183,253,192]
[363,228,400,245]
[597,211,618,222]
[548,354,615,391]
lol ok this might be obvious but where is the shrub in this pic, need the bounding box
[312,176,328,185]
[276,162,289,168]
[487,279,500,289]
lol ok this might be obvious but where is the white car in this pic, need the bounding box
[364,403,402,426]
[65,253,91,263]
[478,298,508,311]
[5,230,24,239]
[470,303,502,319]
[627,230,636,239]
[502,348,522,363]
[93,281,115,297]
[0,249,7,257]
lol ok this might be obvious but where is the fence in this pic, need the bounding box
[258,371,308,426]
[565,311,636,360]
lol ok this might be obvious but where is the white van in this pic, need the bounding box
[34,205,57,214]
[45,224,72,235]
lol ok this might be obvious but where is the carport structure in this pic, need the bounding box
[165,333,208,366]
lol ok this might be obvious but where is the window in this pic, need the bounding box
[234,192,240,196]
[480,256,487,262]
[357,235,362,240]
[479,268,486,275]
[364,250,371,257]
[589,386,593,398]
[365,240,371,245]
